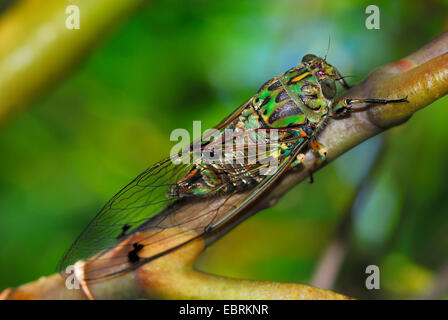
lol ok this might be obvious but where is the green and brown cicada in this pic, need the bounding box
[59,54,407,291]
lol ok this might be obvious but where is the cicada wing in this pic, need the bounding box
[58,101,253,281]
[73,135,307,283]
[58,157,195,275]
[206,137,306,229]
[80,193,239,281]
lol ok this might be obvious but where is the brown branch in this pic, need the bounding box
[2,32,448,300]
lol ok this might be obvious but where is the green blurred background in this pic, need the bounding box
[0,0,447,299]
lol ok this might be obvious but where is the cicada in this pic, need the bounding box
[59,54,407,292]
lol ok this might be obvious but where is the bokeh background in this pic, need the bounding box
[0,0,447,299]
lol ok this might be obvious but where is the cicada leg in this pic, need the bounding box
[290,142,327,183]
[310,141,328,164]
[306,140,329,184]
[292,153,306,167]
[288,128,309,168]
[332,96,408,115]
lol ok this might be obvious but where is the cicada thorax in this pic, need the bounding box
[253,77,307,129]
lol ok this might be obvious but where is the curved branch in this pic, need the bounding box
[2,32,448,300]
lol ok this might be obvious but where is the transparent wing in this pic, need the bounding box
[59,113,307,283]
[58,158,195,273]
[58,100,253,274]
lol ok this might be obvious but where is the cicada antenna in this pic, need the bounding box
[324,35,331,61]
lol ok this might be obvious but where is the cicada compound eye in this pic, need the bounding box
[301,54,318,64]
[320,78,337,99]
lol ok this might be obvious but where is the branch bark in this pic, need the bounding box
[2,30,448,300]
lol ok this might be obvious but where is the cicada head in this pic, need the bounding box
[301,54,350,91]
